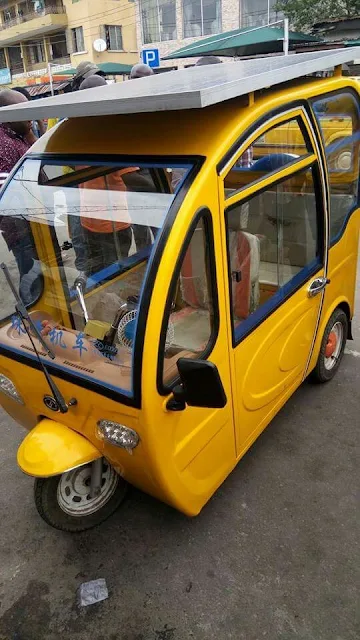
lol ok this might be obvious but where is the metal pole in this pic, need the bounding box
[283,17,289,56]
[267,0,270,24]
[48,62,54,96]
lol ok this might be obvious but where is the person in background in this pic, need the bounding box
[71,61,105,92]
[79,168,134,277]
[13,86,46,138]
[0,89,36,187]
[79,75,108,90]
[0,89,42,301]
[47,61,105,132]
[195,55,222,66]
[130,63,154,79]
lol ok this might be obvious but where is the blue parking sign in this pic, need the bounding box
[142,48,160,69]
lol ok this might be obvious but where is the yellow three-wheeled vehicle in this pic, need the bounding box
[0,50,359,530]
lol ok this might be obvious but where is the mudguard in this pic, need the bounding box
[17,419,101,477]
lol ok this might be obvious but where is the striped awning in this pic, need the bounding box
[25,81,70,97]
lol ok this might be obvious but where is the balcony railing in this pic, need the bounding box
[1,5,66,31]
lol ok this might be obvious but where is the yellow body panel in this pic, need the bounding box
[0,74,359,518]
[17,419,102,477]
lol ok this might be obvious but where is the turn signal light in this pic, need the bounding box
[97,420,140,453]
[0,374,24,404]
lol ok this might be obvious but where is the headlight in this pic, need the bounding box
[0,374,24,404]
[97,420,140,454]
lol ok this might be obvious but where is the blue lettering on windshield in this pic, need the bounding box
[48,328,67,349]
[11,315,26,335]
[34,320,44,334]
[73,332,88,358]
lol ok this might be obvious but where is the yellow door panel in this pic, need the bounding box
[174,411,230,471]
[241,299,317,412]
[232,278,322,450]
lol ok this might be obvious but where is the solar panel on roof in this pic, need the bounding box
[0,48,359,123]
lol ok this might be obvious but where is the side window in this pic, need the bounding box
[224,117,312,197]
[313,91,360,240]
[226,166,320,338]
[161,215,217,386]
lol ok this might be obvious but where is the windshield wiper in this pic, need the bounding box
[1,262,71,413]
[1,263,55,359]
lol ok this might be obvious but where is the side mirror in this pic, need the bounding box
[167,358,227,411]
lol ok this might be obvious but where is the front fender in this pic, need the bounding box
[17,419,102,478]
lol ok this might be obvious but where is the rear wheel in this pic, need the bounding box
[34,459,128,532]
[310,308,348,383]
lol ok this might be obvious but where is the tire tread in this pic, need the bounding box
[34,470,128,532]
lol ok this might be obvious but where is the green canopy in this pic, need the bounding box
[97,62,133,75]
[162,26,321,60]
[59,62,133,76]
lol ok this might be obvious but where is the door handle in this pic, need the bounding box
[308,277,330,298]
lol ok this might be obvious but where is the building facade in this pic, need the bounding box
[0,0,138,86]
[135,0,282,67]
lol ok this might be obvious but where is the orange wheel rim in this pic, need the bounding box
[325,331,337,358]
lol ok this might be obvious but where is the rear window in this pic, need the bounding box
[312,91,360,240]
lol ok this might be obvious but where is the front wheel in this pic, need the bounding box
[310,308,348,383]
[34,459,128,532]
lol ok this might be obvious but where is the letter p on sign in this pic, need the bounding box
[142,48,160,68]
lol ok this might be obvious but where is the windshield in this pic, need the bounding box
[0,157,192,397]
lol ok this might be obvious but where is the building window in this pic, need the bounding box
[0,49,6,68]
[50,33,68,60]
[241,0,282,27]
[141,0,177,44]
[3,6,16,23]
[17,2,27,19]
[105,25,123,50]
[28,40,45,65]
[183,0,221,39]
[72,26,85,52]
[9,45,23,74]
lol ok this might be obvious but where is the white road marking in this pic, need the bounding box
[345,348,360,358]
